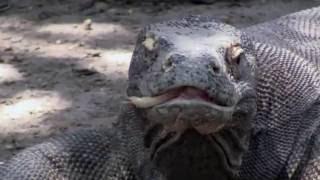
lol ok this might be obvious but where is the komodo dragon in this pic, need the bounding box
[1,6,320,180]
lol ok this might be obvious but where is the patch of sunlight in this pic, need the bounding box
[102,49,133,66]
[37,22,132,37]
[0,64,24,83]
[37,45,85,59]
[0,90,71,133]
[80,49,133,76]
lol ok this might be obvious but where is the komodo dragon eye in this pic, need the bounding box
[226,43,244,80]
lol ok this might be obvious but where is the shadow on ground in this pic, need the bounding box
[0,46,128,160]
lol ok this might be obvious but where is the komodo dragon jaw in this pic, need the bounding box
[127,16,257,179]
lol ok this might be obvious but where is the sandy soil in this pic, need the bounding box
[0,0,319,161]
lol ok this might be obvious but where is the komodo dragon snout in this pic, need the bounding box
[127,16,258,179]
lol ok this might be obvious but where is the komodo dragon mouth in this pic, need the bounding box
[129,86,235,135]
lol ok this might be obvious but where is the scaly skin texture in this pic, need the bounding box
[0,104,163,180]
[1,6,320,180]
[240,7,320,179]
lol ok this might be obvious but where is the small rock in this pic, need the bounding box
[91,52,100,57]
[12,56,23,63]
[72,68,97,76]
[77,42,85,47]
[4,144,14,150]
[87,50,100,57]
[3,81,15,86]
[56,39,63,44]
[11,37,23,43]
[4,46,13,52]
[83,54,90,58]
[0,55,15,63]
[15,96,22,100]
[83,18,92,30]
[94,78,105,86]
[40,82,48,88]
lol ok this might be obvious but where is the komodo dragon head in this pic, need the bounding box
[127,16,257,180]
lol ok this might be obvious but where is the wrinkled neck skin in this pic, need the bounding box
[134,97,256,180]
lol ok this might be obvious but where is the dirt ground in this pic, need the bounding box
[0,0,319,161]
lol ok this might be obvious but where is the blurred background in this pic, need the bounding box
[0,0,319,162]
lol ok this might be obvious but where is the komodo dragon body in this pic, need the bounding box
[2,6,320,180]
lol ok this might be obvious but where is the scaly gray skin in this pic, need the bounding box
[2,6,320,180]
[240,7,320,179]
[0,104,163,180]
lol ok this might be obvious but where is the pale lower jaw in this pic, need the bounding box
[128,93,235,111]
[154,99,235,115]
[143,99,235,135]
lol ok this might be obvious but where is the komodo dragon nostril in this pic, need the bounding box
[162,54,183,72]
[210,62,220,74]
[163,56,173,70]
